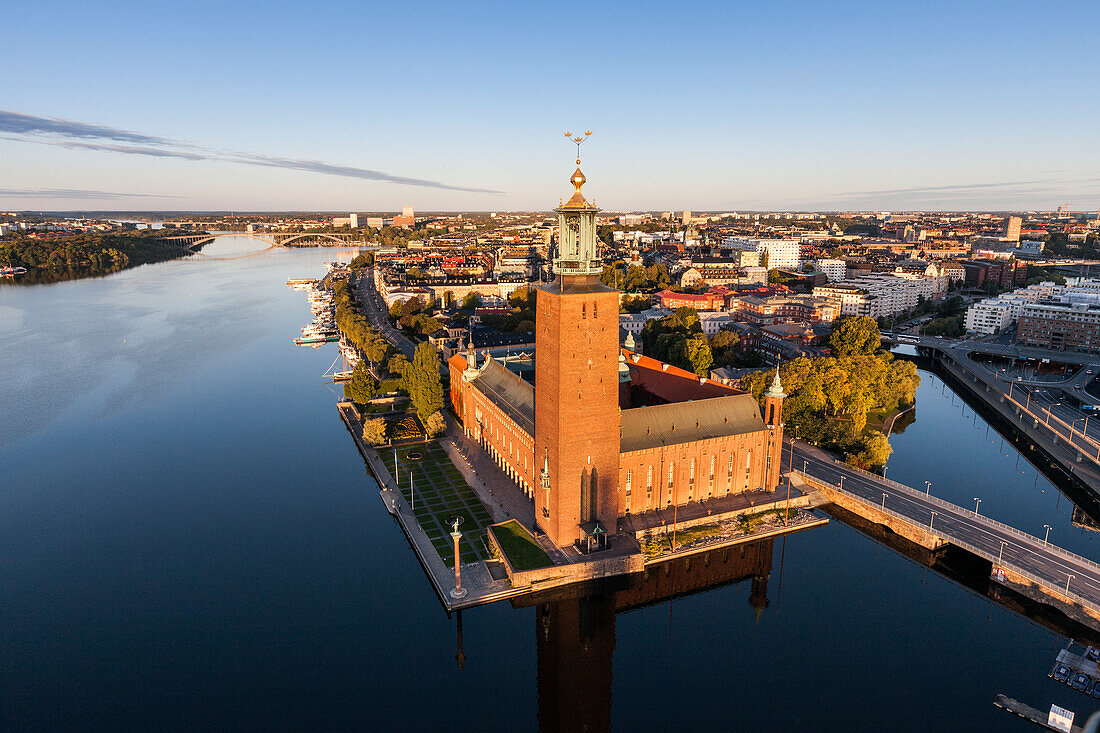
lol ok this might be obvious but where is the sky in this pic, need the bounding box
[2,0,1099,213]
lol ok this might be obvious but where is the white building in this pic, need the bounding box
[963,281,1063,335]
[401,205,415,219]
[349,213,359,228]
[723,236,801,270]
[813,274,930,319]
[815,258,847,282]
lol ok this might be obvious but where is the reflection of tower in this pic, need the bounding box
[536,594,615,733]
[750,573,770,618]
[535,154,620,549]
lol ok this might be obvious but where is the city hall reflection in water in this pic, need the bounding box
[511,538,775,733]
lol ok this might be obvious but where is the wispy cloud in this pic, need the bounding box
[0,109,501,194]
[0,188,184,200]
[837,179,1055,197]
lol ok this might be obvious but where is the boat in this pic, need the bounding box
[286,278,317,289]
[293,334,339,345]
[1,266,28,277]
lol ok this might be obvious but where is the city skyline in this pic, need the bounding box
[2,0,1099,211]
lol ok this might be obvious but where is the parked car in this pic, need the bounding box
[1072,672,1091,691]
[1052,664,1072,683]
[1090,680,1100,699]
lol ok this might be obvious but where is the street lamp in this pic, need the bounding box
[997,540,1007,565]
[449,516,467,599]
[883,465,889,479]
[929,510,937,532]
[973,497,982,514]
[1066,573,1075,596]
[881,492,888,509]
[924,480,932,495]
[1044,524,1052,544]
[1046,402,1061,426]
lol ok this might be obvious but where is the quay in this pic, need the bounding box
[994,695,1086,733]
[793,439,1100,632]
[892,334,1100,499]
[338,401,826,612]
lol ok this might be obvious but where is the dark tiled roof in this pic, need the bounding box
[470,358,535,436]
[620,394,766,452]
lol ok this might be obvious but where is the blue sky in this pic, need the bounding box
[2,0,1098,212]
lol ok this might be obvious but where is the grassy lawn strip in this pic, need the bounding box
[738,508,796,534]
[490,520,552,571]
[645,523,723,558]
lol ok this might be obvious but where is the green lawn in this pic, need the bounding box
[379,442,494,568]
[490,519,552,571]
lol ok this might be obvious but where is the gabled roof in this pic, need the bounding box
[470,358,534,436]
[620,394,766,453]
[624,350,743,403]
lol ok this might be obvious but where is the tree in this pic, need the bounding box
[362,417,387,445]
[461,292,482,310]
[424,411,446,438]
[829,316,881,357]
[672,333,713,376]
[343,361,378,403]
[405,342,444,417]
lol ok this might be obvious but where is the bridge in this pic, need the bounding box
[160,231,364,249]
[793,440,1100,630]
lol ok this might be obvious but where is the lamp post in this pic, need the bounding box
[1066,573,1075,596]
[881,492,888,509]
[449,516,467,599]
[1025,389,1032,411]
[839,476,844,492]
[924,480,932,495]
[973,497,982,514]
[997,540,1007,565]
[1044,524,1052,544]
[929,510,937,532]
[883,465,889,479]
[1046,402,1061,426]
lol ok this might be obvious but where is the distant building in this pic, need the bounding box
[723,237,801,270]
[815,258,847,282]
[682,210,692,225]
[349,213,359,228]
[366,217,384,228]
[401,205,414,219]
[959,259,1028,289]
[1005,216,1022,242]
[963,282,1061,335]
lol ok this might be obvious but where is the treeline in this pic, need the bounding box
[332,281,446,440]
[741,322,919,469]
[637,307,745,376]
[0,231,190,274]
[599,262,672,292]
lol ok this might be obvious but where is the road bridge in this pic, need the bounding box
[160,231,366,249]
[793,441,1100,630]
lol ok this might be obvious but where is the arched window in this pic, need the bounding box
[593,302,598,319]
[582,303,586,319]
[589,468,598,522]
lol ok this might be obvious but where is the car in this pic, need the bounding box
[1052,664,1072,683]
[1090,680,1100,699]
[1076,385,1083,390]
[1089,369,1095,375]
[1072,672,1091,691]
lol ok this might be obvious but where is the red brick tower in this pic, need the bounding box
[534,154,621,549]
[762,365,786,490]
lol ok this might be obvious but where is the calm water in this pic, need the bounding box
[1,238,1096,731]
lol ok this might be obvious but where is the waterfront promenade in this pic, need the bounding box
[794,439,1100,628]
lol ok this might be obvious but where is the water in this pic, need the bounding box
[1,239,1096,730]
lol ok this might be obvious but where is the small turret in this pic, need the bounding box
[763,359,786,427]
[462,338,480,382]
[624,331,636,351]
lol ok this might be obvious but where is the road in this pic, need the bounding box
[357,268,418,360]
[793,441,1100,611]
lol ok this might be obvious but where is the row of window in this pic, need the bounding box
[623,452,755,512]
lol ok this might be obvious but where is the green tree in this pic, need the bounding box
[343,361,378,403]
[829,316,881,357]
[405,342,444,418]
[362,417,388,445]
[424,410,446,438]
[672,333,714,376]
[461,292,483,310]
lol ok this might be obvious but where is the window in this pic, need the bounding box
[582,303,586,319]
[593,302,598,319]
[709,456,716,484]
[625,469,632,496]
[689,459,695,484]
[727,454,733,477]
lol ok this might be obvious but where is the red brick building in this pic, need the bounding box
[448,165,784,551]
